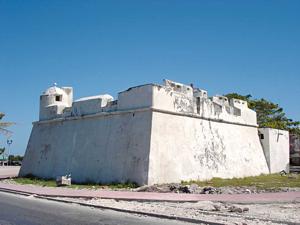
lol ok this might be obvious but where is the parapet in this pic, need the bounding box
[164,79,193,95]
[38,80,257,126]
[72,94,114,117]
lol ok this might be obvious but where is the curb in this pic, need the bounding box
[37,196,225,225]
[1,187,299,225]
[36,195,300,225]
[0,187,223,225]
[1,184,300,203]
[0,187,33,197]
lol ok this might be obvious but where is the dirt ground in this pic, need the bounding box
[54,197,300,225]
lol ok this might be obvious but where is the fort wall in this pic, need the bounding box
[259,128,290,173]
[148,111,269,184]
[20,80,274,185]
[20,110,152,185]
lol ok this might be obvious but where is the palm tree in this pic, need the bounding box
[0,112,15,137]
[0,147,5,161]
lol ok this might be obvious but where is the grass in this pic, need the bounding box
[15,177,57,187]
[181,173,300,189]
[13,176,138,189]
[12,174,300,190]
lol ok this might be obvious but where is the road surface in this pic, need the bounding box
[0,192,200,225]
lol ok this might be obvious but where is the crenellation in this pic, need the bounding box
[230,98,248,109]
[212,95,230,107]
[163,79,193,94]
[193,88,208,98]
[38,80,257,127]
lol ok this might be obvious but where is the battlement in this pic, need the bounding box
[39,80,257,126]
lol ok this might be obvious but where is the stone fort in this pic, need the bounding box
[20,79,290,185]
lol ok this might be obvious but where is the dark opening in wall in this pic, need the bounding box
[260,134,265,139]
[196,97,200,114]
[55,95,62,102]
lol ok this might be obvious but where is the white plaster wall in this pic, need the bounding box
[61,87,73,106]
[152,86,178,112]
[259,128,289,173]
[72,95,113,117]
[148,111,269,184]
[40,105,66,121]
[72,99,103,116]
[39,87,73,121]
[192,98,257,127]
[118,85,153,110]
[152,85,194,113]
[20,110,152,185]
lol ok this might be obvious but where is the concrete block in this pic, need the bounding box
[56,175,71,186]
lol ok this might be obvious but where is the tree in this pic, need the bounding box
[0,147,5,158]
[224,93,300,136]
[0,112,15,137]
[8,154,23,162]
[225,93,252,102]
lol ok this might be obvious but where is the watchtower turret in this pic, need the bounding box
[39,84,73,121]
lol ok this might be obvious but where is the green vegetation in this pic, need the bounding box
[8,154,23,162]
[15,177,57,187]
[182,174,300,189]
[13,174,300,190]
[13,176,138,189]
[0,112,15,161]
[224,93,300,136]
[0,112,15,137]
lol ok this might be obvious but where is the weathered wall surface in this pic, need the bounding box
[148,111,269,184]
[19,110,152,185]
[118,85,153,110]
[21,80,279,185]
[259,128,289,173]
[290,134,300,166]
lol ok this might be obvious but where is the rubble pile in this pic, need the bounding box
[133,183,300,194]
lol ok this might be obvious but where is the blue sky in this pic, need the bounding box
[0,0,299,155]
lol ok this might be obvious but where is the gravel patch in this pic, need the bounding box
[53,197,300,225]
[132,184,300,195]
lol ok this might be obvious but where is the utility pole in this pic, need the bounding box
[6,139,13,166]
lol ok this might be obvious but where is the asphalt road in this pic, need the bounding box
[0,192,198,225]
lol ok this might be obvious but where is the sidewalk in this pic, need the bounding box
[0,166,20,179]
[0,182,300,203]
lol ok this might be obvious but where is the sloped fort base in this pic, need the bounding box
[149,110,269,184]
[20,110,152,185]
[20,80,270,185]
